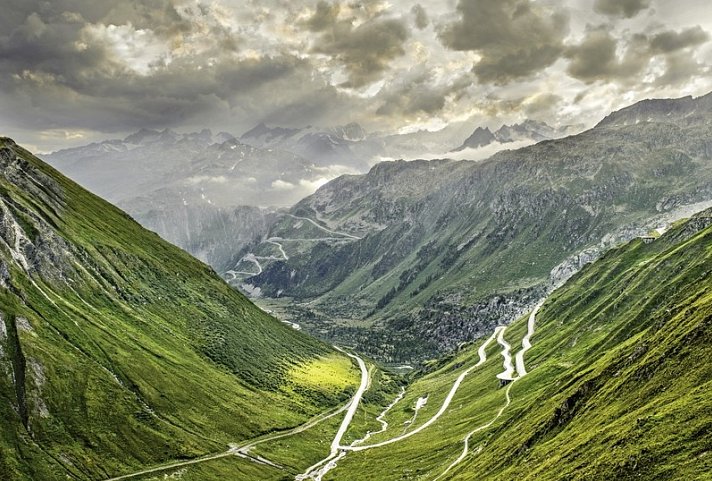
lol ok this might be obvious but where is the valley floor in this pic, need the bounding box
[103,303,545,481]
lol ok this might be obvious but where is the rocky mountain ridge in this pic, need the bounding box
[453,120,579,151]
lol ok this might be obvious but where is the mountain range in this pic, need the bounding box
[235,92,712,362]
[289,206,712,481]
[452,120,580,151]
[44,129,324,270]
[240,122,375,171]
[44,118,577,272]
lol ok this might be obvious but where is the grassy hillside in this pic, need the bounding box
[454,208,712,480]
[323,208,712,480]
[0,138,359,480]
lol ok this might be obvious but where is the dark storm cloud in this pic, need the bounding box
[565,28,651,83]
[522,93,563,117]
[651,27,710,87]
[565,25,710,85]
[654,51,708,86]
[375,71,472,118]
[0,0,333,134]
[3,52,312,132]
[304,1,340,32]
[593,0,651,19]
[0,12,112,84]
[3,0,712,152]
[411,4,429,30]
[0,0,188,38]
[650,26,709,52]
[438,0,569,84]
[304,2,410,88]
[0,0,240,93]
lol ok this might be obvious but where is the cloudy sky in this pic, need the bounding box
[1,0,711,152]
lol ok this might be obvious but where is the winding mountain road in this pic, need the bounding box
[227,213,358,280]
[433,381,517,480]
[106,300,548,481]
[227,254,263,277]
[495,326,516,381]
[105,452,236,481]
[352,387,406,446]
[343,329,500,452]
[283,214,362,240]
[266,239,289,260]
[303,328,504,480]
[514,301,544,378]
[436,299,547,480]
[296,348,369,481]
[103,390,355,481]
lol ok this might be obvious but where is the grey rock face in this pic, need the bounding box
[453,127,496,150]
[0,144,78,284]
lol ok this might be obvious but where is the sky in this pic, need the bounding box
[1,0,711,152]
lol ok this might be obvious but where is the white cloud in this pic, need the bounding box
[83,23,167,75]
[186,175,229,185]
[298,177,330,191]
[271,179,296,191]
[3,0,712,152]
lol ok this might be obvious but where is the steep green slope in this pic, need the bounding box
[102,208,712,481]
[243,92,712,361]
[322,208,712,480]
[454,209,712,480]
[0,138,359,480]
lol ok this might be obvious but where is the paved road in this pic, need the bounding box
[433,381,518,480]
[514,301,545,378]
[437,298,548,479]
[352,387,406,446]
[104,452,235,481]
[265,239,289,260]
[104,397,353,481]
[296,348,369,480]
[495,326,516,381]
[227,254,263,277]
[344,329,500,452]
[226,217,354,280]
[284,214,362,240]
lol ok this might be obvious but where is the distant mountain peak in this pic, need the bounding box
[240,122,302,142]
[453,120,575,152]
[452,127,496,151]
[334,122,366,142]
[238,121,372,169]
[215,131,236,143]
[124,128,160,144]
